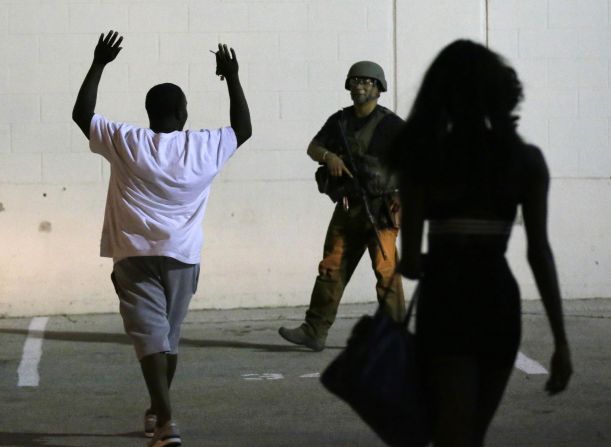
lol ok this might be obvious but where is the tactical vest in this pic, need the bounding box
[339,106,397,197]
[339,106,391,157]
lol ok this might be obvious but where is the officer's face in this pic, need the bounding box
[348,77,380,105]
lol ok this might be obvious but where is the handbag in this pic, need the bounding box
[320,284,431,447]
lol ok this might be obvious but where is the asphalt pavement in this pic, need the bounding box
[0,299,610,447]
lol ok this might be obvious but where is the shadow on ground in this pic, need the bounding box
[0,328,342,352]
[0,431,140,446]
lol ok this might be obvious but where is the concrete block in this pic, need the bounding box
[0,153,42,183]
[398,0,482,32]
[244,119,315,151]
[160,33,218,63]
[0,125,9,154]
[0,66,8,95]
[128,2,188,33]
[579,141,611,177]
[216,32,279,63]
[189,64,227,92]
[367,1,392,31]
[308,61,350,91]
[248,60,307,91]
[182,90,223,127]
[579,145,611,181]
[9,1,69,34]
[0,35,38,65]
[396,29,484,99]
[489,0,547,30]
[40,64,72,93]
[543,144,580,179]
[70,63,129,94]
[549,118,608,175]
[524,88,578,119]
[394,84,418,118]
[518,115,549,149]
[248,119,318,152]
[514,59,548,90]
[190,1,250,32]
[42,94,75,123]
[69,3,129,34]
[11,123,72,154]
[309,0,368,31]
[218,149,311,181]
[95,92,148,125]
[550,117,609,151]
[43,153,102,184]
[520,29,610,59]
[120,33,159,63]
[40,34,98,64]
[3,95,40,124]
[244,91,281,122]
[9,64,55,94]
[280,91,340,121]
[339,31,392,63]
[578,89,610,118]
[548,58,608,88]
[489,29,519,61]
[249,2,308,31]
[128,63,189,93]
[0,6,7,35]
[0,97,8,124]
[278,32,338,61]
[70,126,90,153]
[548,0,608,28]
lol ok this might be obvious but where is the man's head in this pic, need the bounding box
[145,83,188,131]
[345,61,386,105]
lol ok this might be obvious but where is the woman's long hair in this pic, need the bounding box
[389,40,525,185]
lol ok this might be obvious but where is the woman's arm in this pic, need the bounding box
[397,176,425,279]
[521,148,572,394]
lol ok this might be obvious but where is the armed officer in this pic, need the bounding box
[278,61,405,351]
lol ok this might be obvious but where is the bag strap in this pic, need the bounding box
[403,282,420,329]
[378,271,420,329]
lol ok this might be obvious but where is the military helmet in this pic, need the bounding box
[345,61,387,92]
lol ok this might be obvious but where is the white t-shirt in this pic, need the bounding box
[89,114,238,264]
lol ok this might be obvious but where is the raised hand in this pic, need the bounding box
[213,43,239,80]
[94,30,123,65]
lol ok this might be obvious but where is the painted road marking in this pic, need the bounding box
[242,373,284,381]
[515,351,548,375]
[17,317,49,387]
[241,353,548,383]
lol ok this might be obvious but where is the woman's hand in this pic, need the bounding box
[545,343,572,395]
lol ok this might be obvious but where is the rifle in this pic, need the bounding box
[337,118,388,260]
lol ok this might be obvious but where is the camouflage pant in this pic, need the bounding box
[303,203,405,340]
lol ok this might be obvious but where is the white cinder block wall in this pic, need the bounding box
[0,0,609,317]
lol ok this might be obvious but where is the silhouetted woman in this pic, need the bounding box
[389,40,572,447]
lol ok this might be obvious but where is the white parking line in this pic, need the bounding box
[242,373,284,381]
[299,373,320,378]
[17,317,49,387]
[515,351,548,375]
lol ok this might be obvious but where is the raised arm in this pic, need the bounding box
[72,30,123,139]
[521,150,572,395]
[214,44,251,147]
